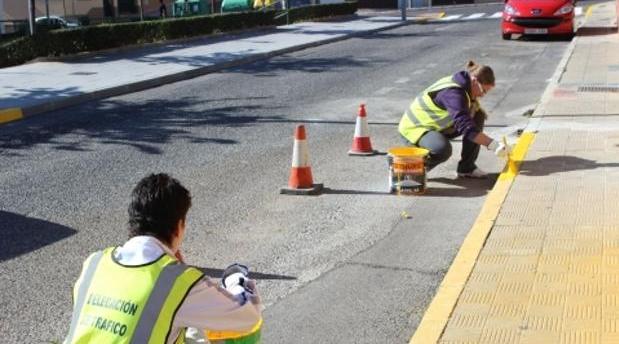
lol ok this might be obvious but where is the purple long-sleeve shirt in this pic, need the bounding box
[431,71,480,141]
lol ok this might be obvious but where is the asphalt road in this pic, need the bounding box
[0,4,571,343]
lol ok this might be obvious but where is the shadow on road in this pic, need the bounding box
[0,210,77,262]
[513,34,574,42]
[322,187,391,195]
[425,174,497,197]
[229,55,379,76]
[198,267,297,281]
[0,97,283,155]
[320,174,498,197]
[520,156,619,176]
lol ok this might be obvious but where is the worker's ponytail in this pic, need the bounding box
[465,60,495,85]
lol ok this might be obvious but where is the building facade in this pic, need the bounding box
[0,0,165,21]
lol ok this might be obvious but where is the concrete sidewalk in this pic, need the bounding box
[412,1,619,343]
[0,14,438,124]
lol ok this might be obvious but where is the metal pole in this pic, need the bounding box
[139,0,144,21]
[63,0,67,18]
[400,0,406,20]
[0,0,4,34]
[28,0,35,35]
[45,0,50,19]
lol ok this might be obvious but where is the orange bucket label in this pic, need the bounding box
[393,161,424,173]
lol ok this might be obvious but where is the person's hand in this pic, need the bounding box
[174,250,185,263]
[488,139,512,158]
[243,278,257,294]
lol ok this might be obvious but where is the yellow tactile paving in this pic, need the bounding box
[417,123,619,344]
[410,133,535,344]
[413,112,619,344]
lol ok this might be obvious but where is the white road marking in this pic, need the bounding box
[412,70,425,75]
[463,13,485,20]
[375,87,395,95]
[432,12,504,22]
[395,77,410,84]
[435,23,458,31]
[575,6,583,16]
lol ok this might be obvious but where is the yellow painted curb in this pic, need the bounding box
[585,4,593,18]
[409,132,535,344]
[0,108,23,124]
[416,11,445,20]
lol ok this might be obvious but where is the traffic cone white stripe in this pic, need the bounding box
[291,139,309,167]
[282,124,321,192]
[354,117,370,138]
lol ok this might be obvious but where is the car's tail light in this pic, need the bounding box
[554,4,574,15]
[504,3,520,16]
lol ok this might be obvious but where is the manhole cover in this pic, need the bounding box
[577,85,619,93]
[70,71,97,76]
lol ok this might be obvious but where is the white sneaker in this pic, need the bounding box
[457,168,488,179]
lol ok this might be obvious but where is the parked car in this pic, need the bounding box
[501,0,575,40]
[35,16,79,30]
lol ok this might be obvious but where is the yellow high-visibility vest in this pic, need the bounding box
[65,247,203,344]
[398,75,471,145]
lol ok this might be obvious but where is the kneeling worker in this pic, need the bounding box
[64,173,262,343]
[398,60,511,178]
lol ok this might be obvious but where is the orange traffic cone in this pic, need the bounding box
[348,104,376,156]
[280,125,323,195]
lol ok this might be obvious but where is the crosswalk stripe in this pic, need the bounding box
[436,8,581,21]
[439,14,463,21]
[427,8,587,22]
[463,13,485,20]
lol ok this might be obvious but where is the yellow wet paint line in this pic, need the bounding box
[0,108,23,124]
[409,132,535,344]
[498,132,535,181]
[585,4,593,18]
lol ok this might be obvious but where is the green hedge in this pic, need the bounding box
[0,11,273,68]
[0,2,357,68]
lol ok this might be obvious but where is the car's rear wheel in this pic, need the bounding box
[502,33,511,40]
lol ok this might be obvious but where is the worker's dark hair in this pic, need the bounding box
[128,173,191,245]
[466,60,495,86]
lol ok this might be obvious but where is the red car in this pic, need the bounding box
[502,0,575,39]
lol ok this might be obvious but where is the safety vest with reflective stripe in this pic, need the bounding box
[65,247,204,344]
[398,75,471,145]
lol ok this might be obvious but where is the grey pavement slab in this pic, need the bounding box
[0,16,413,117]
[433,1,619,342]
